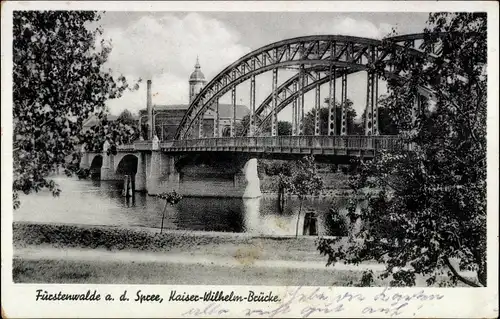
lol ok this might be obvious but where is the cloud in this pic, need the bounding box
[102,13,251,115]
[311,16,393,39]
[102,13,393,119]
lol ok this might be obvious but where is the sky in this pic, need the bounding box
[98,11,430,120]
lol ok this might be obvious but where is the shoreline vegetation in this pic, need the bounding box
[13,221,373,285]
[13,222,472,286]
[13,222,339,253]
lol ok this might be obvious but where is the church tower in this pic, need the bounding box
[189,56,207,104]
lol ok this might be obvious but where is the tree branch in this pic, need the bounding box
[443,256,482,287]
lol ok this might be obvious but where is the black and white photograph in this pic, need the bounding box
[2,1,498,318]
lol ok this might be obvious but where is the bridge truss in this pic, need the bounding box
[174,34,444,141]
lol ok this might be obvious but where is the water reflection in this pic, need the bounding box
[15,176,357,236]
[243,197,261,234]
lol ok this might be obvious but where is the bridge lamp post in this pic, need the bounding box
[138,114,148,140]
[152,110,163,140]
[138,110,159,140]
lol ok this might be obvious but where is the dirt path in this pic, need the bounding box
[15,246,388,271]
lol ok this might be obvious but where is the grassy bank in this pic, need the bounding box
[13,222,337,261]
[13,258,373,285]
[12,222,471,286]
[12,221,369,285]
[14,222,228,251]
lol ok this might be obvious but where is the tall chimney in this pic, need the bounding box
[147,80,153,140]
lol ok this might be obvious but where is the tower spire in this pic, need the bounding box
[189,55,206,103]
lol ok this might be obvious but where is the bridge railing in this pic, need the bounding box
[165,135,408,150]
[135,141,153,151]
[115,136,410,152]
[116,141,154,151]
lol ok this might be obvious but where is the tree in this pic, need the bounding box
[275,162,294,212]
[359,95,399,135]
[290,156,323,237]
[303,99,361,135]
[80,115,141,155]
[235,114,263,136]
[278,121,292,136]
[318,13,487,287]
[12,11,139,208]
[158,190,183,234]
[117,109,137,126]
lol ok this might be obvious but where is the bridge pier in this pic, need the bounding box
[135,152,147,191]
[242,158,262,198]
[145,154,263,198]
[146,151,180,195]
[80,152,90,170]
[101,153,119,180]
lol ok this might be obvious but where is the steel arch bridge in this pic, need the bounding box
[174,33,444,143]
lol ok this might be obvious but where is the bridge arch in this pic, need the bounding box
[115,154,139,176]
[89,155,103,179]
[175,34,443,140]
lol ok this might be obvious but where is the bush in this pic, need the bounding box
[13,222,224,252]
[76,168,90,179]
[325,206,349,236]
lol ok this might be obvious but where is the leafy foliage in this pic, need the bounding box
[317,13,487,287]
[325,205,349,237]
[235,114,263,136]
[359,95,400,135]
[117,109,138,126]
[290,156,324,200]
[262,160,293,176]
[277,121,293,136]
[303,99,362,135]
[290,156,324,237]
[158,190,183,206]
[80,114,141,155]
[158,190,183,234]
[13,11,139,208]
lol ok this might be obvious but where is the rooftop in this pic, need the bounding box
[189,57,206,82]
[139,103,250,120]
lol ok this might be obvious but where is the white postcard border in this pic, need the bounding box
[1,1,498,318]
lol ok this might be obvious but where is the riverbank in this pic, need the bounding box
[12,221,387,285]
[12,222,473,286]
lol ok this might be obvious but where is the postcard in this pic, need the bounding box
[1,1,498,318]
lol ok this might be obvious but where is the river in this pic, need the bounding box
[14,176,355,236]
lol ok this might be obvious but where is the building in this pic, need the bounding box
[139,58,250,140]
[82,58,250,140]
[189,56,206,104]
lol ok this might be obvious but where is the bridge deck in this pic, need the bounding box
[117,136,410,157]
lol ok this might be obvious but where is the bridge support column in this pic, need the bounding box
[328,66,336,136]
[314,72,321,136]
[365,70,377,135]
[298,64,305,135]
[248,60,256,137]
[80,152,90,170]
[214,99,220,138]
[146,151,179,195]
[292,81,298,136]
[197,116,203,138]
[271,67,278,136]
[135,152,147,191]
[101,153,118,180]
[147,80,153,140]
[231,71,237,137]
[340,71,348,136]
[242,158,262,198]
